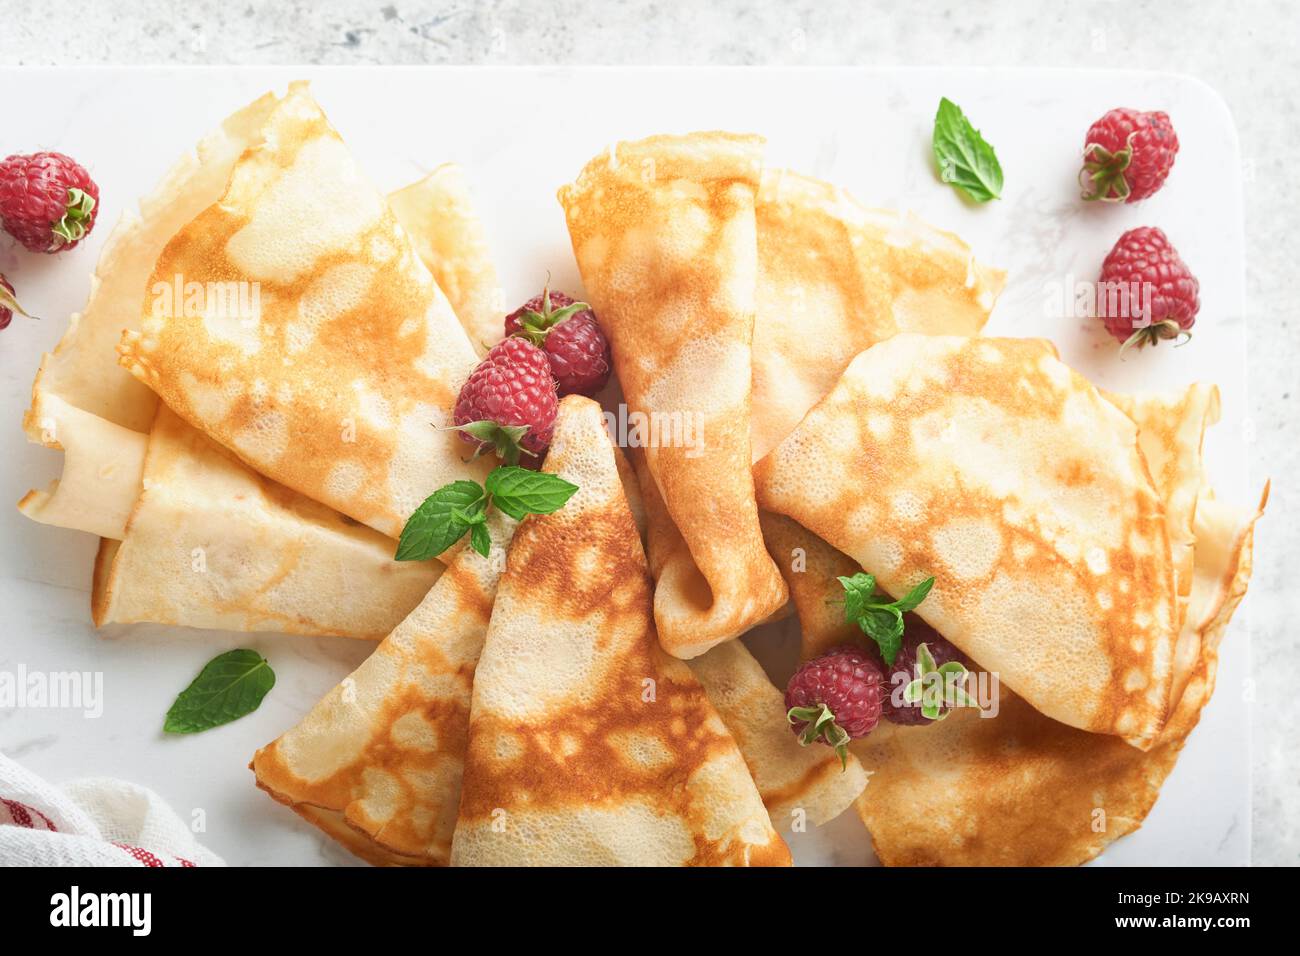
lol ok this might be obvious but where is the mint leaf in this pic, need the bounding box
[837,574,937,666]
[932,97,1003,202]
[486,466,579,521]
[395,480,485,561]
[836,572,877,622]
[164,649,275,734]
[469,521,491,558]
[894,576,935,613]
[859,610,905,667]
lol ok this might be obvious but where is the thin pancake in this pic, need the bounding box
[451,396,790,866]
[388,163,502,354]
[778,386,1264,865]
[853,484,1262,866]
[93,406,439,638]
[559,132,787,659]
[251,512,514,865]
[687,638,869,828]
[755,334,1178,745]
[752,169,1004,461]
[119,87,487,539]
[1104,385,1219,705]
[20,89,286,534]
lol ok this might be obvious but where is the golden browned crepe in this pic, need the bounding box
[687,638,869,828]
[630,447,860,824]
[752,169,1004,461]
[755,334,1178,745]
[451,396,790,866]
[18,86,457,640]
[852,479,1263,867]
[388,163,503,353]
[558,133,788,659]
[1104,385,1219,705]
[93,406,439,638]
[118,86,488,540]
[252,512,515,865]
[778,385,1263,865]
[21,89,288,534]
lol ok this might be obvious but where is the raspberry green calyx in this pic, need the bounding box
[456,420,534,467]
[1120,319,1192,354]
[901,642,984,722]
[512,284,591,347]
[787,702,851,769]
[1080,133,1136,203]
[51,187,97,246]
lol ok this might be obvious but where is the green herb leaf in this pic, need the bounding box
[894,576,935,613]
[836,573,876,621]
[932,97,1003,202]
[395,480,485,561]
[163,649,275,734]
[837,574,937,667]
[486,466,579,521]
[469,520,492,558]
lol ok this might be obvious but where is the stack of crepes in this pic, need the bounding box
[19,91,1263,865]
[19,88,874,866]
[555,131,1265,866]
[19,82,506,639]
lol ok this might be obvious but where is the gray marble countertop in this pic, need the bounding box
[2,0,1296,865]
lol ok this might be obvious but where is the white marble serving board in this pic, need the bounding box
[0,68,1250,866]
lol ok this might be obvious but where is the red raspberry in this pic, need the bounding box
[453,336,558,466]
[876,616,972,726]
[0,152,100,253]
[1097,226,1200,350]
[505,288,611,397]
[1080,108,1179,204]
[784,645,883,765]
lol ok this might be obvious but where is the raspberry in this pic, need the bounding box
[505,288,611,397]
[1097,226,1200,350]
[785,645,883,765]
[0,152,100,253]
[1080,108,1179,204]
[877,616,971,726]
[453,336,558,466]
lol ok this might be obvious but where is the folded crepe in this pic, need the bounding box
[1104,385,1218,705]
[755,334,1178,746]
[854,496,1258,866]
[252,511,516,865]
[94,406,438,638]
[20,89,287,532]
[387,163,502,354]
[687,639,869,828]
[777,385,1263,865]
[629,443,862,825]
[19,86,455,639]
[850,391,1265,866]
[559,132,788,659]
[752,169,1004,461]
[451,396,790,866]
[118,85,487,540]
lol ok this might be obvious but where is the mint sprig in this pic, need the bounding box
[163,649,275,734]
[395,465,578,562]
[395,480,487,561]
[932,97,1003,202]
[836,572,935,666]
